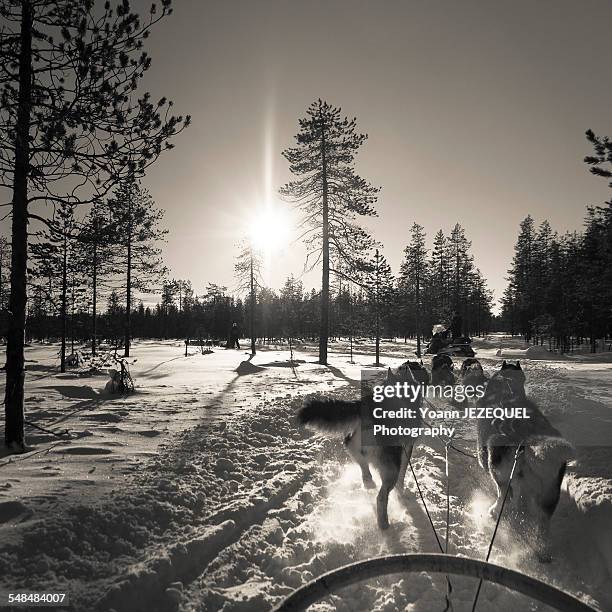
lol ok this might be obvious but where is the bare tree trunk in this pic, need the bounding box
[125,233,132,357]
[70,271,75,355]
[375,249,381,366]
[319,115,329,365]
[4,0,32,451]
[124,191,133,357]
[250,250,256,355]
[92,238,97,355]
[60,232,67,372]
[415,268,421,358]
[349,286,354,364]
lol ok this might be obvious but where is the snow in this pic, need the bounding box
[0,336,611,611]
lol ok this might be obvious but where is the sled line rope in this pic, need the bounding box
[420,401,478,460]
[406,450,455,611]
[470,443,524,612]
[444,437,454,612]
[407,454,444,552]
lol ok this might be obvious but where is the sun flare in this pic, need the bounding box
[248,207,291,253]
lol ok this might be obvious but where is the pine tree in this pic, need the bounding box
[280,275,304,360]
[105,290,123,346]
[29,202,78,372]
[280,100,379,364]
[78,201,115,355]
[430,229,451,321]
[105,179,168,357]
[448,223,474,318]
[500,283,517,336]
[400,223,428,356]
[365,249,394,366]
[583,129,612,349]
[235,242,263,355]
[508,215,536,340]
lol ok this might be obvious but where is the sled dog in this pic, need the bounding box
[477,361,574,561]
[460,357,487,387]
[404,360,431,385]
[297,362,422,529]
[431,353,455,386]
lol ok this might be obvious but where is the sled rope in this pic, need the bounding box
[407,451,454,611]
[443,438,454,612]
[407,455,444,552]
[421,401,478,460]
[470,443,524,612]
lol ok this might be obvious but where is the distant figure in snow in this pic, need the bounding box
[230,322,241,349]
[450,311,462,339]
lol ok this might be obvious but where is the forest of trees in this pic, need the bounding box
[18,97,494,366]
[499,129,612,353]
[0,0,189,450]
[22,218,494,353]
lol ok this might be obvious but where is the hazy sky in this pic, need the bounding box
[7,1,612,311]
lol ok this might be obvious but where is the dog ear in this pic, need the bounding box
[502,360,507,367]
[516,361,522,369]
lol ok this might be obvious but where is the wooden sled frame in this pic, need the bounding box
[271,553,597,612]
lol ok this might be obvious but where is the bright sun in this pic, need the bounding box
[248,207,291,253]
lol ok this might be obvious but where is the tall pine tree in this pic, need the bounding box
[280,100,379,364]
[400,223,428,356]
[105,179,167,357]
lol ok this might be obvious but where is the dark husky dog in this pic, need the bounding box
[431,353,455,386]
[404,360,430,385]
[297,362,422,529]
[477,360,574,561]
[460,357,487,387]
[457,357,487,406]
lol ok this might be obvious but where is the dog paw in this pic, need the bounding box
[396,486,411,500]
[363,477,376,490]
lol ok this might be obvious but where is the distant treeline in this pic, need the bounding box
[499,130,612,353]
[22,221,495,350]
[499,209,611,352]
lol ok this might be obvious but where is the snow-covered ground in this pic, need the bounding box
[0,336,611,611]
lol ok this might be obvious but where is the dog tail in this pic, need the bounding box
[297,398,361,433]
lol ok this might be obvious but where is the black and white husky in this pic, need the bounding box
[297,362,423,529]
[477,361,574,561]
